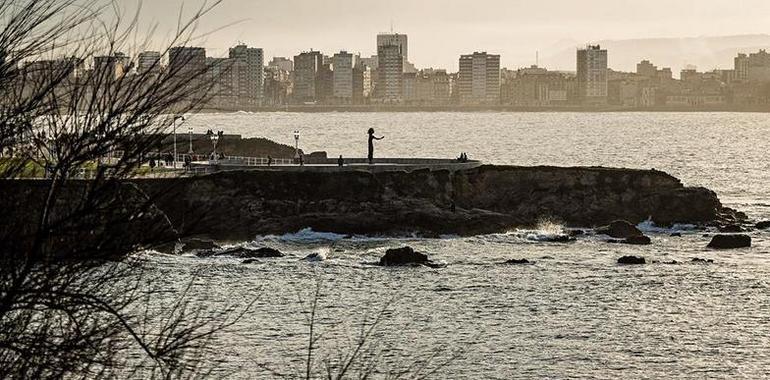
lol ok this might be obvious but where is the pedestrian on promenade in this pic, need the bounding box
[267,155,273,166]
[338,155,344,167]
[367,128,384,165]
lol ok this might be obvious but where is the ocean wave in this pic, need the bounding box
[636,219,697,234]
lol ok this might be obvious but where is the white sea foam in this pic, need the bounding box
[302,248,329,262]
[636,219,697,234]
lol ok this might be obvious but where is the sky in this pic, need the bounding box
[130,0,770,71]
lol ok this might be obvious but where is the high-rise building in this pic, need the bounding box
[293,50,323,103]
[376,33,408,61]
[457,52,501,105]
[376,44,404,103]
[137,51,161,75]
[734,50,770,83]
[332,51,355,102]
[168,47,206,75]
[576,45,608,103]
[93,52,129,80]
[229,44,264,106]
[268,57,294,73]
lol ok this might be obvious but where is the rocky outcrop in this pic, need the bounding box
[707,234,752,249]
[503,258,532,265]
[597,220,644,239]
[0,180,177,260]
[756,221,770,230]
[618,256,646,265]
[624,235,652,245]
[378,247,442,268]
[135,165,732,241]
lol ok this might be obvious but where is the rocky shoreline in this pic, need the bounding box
[135,165,745,242]
[3,164,758,258]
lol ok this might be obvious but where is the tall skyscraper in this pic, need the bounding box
[576,45,608,104]
[332,51,355,102]
[293,50,323,103]
[377,33,408,61]
[457,52,501,105]
[229,44,264,106]
[376,44,404,103]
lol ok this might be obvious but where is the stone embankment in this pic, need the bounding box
[136,165,738,241]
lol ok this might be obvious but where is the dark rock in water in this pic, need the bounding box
[670,232,682,237]
[756,221,770,230]
[242,259,260,264]
[302,252,325,261]
[538,235,574,243]
[606,239,623,244]
[216,246,285,258]
[692,258,714,264]
[503,258,532,265]
[182,238,219,252]
[617,256,646,265]
[597,220,643,239]
[707,234,751,249]
[624,235,652,245]
[568,229,585,237]
[657,260,679,265]
[379,246,430,266]
[702,234,711,238]
[718,224,744,233]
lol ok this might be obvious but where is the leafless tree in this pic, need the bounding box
[0,0,252,378]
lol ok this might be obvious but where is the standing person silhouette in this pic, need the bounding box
[367,128,384,165]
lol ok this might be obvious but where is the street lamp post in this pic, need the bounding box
[173,115,185,169]
[293,130,300,162]
[188,126,194,154]
[207,129,223,164]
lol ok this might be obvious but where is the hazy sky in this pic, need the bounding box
[134,0,770,71]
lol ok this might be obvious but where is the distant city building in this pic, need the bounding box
[268,57,293,72]
[501,65,571,106]
[377,33,408,61]
[229,44,264,106]
[205,57,236,108]
[94,52,129,80]
[332,51,355,102]
[137,51,161,75]
[576,45,608,104]
[264,65,292,106]
[293,50,323,103]
[457,52,501,105]
[733,50,770,83]
[376,44,404,103]
[168,47,206,75]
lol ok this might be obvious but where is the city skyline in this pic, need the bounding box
[128,0,770,72]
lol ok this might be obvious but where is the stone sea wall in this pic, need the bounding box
[136,165,729,241]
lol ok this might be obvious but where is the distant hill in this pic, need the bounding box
[539,34,770,77]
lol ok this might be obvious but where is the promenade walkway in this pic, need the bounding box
[188,156,482,174]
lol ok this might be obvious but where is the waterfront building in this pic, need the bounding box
[733,50,770,83]
[168,47,206,76]
[293,50,323,103]
[137,51,161,75]
[229,44,264,106]
[376,44,404,103]
[576,45,608,104]
[205,57,236,108]
[268,57,293,73]
[94,52,130,80]
[332,51,355,102]
[458,51,501,105]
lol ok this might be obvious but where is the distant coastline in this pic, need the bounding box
[198,104,770,113]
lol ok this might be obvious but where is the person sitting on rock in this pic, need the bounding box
[367,128,384,165]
